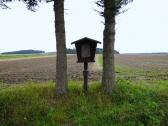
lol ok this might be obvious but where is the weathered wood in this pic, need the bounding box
[71,37,101,63]
[83,62,88,94]
[72,37,101,94]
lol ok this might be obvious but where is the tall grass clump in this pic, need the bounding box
[0,81,55,126]
[0,79,167,126]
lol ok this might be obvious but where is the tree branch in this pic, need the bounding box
[0,2,11,9]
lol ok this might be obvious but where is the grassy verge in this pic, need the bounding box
[0,80,168,126]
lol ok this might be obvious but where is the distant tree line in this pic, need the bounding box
[1,48,119,54]
[1,50,45,54]
[96,48,119,54]
[66,48,119,54]
[66,48,76,54]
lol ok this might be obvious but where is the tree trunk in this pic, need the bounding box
[54,0,68,95]
[102,0,116,93]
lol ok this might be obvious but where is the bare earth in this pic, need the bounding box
[115,54,168,72]
[0,54,168,84]
[0,55,101,84]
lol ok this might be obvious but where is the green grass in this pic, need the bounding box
[0,54,53,60]
[0,80,168,126]
[98,54,103,67]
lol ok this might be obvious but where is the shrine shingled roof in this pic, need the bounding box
[71,37,101,45]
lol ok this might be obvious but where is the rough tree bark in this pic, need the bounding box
[54,0,68,95]
[102,0,116,93]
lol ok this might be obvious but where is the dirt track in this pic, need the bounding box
[0,54,168,84]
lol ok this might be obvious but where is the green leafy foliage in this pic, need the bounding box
[0,79,168,126]
[96,0,133,16]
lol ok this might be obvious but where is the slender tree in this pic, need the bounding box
[54,0,68,95]
[1,0,68,95]
[96,0,133,93]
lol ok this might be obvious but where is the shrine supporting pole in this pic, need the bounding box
[83,62,88,94]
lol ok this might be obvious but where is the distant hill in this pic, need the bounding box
[1,50,45,54]
[66,48,119,54]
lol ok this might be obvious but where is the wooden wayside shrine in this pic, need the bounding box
[71,37,101,94]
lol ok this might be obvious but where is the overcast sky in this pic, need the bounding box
[0,0,168,53]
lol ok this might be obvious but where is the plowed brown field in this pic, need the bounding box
[0,54,168,84]
[0,55,101,84]
[115,54,168,72]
